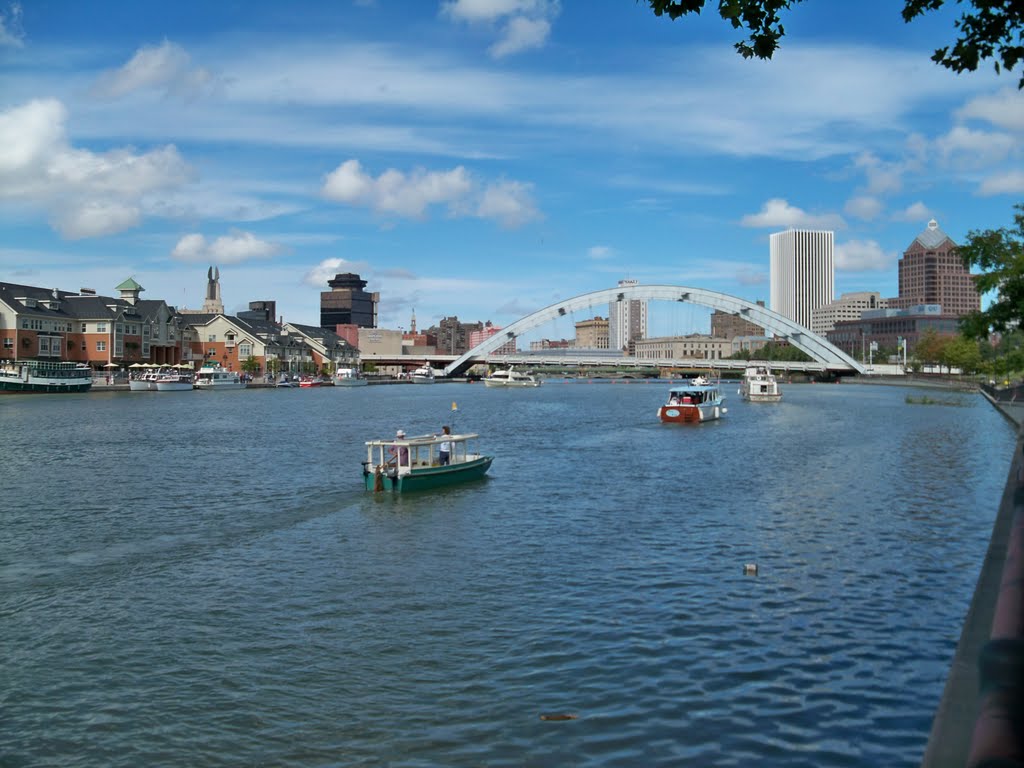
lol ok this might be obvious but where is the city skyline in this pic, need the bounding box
[0,1,1019,333]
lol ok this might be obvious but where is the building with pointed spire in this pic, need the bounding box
[889,219,979,317]
[201,266,225,314]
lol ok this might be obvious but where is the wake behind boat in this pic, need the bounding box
[658,375,726,423]
[363,431,493,492]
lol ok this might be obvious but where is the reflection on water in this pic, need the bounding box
[0,381,1015,767]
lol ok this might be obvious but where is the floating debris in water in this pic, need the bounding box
[539,713,578,721]
[743,563,758,576]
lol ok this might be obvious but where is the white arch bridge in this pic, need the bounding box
[442,285,865,377]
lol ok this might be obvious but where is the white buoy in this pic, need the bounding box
[743,563,758,576]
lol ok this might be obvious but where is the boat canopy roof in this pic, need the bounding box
[667,384,720,395]
[365,432,478,448]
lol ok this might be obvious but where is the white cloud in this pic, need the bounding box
[53,201,141,240]
[0,99,193,238]
[588,245,613,260]
[171,230,282,265]
[853,152,903,195]
[935,125,1014,167]
[835,239,894,272]
[979,170,1024,196]
[441,0,558,58]
[892,201,932,222]
[740,198,845,230]
[0,2,23,48]
[92,40,213,100]
[844,195,883,221]
[735,267,767,286]
[303,257,363,288]
[957,88,1024,131]
[322,158,537,227]
[473,179,539,227]
[491,16,551,58]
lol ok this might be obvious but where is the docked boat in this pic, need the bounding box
[128,368,161,391]
[275,375,297,388]
[154,371,194,392]
[658,375,726,423]
[194,363,246,390]
[483,366,541,388]
[335,367,368,387]
[363,432,493,492]
[298,376,323,388]
[0,360,93,393]
[739,365,782,402]
[411,365,436,384]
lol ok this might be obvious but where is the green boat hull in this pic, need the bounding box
[365,456,493,492]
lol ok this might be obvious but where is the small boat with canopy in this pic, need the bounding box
[363,431,493,492]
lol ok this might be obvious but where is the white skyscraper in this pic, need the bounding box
[608,279,648,352]
[769,230,835,330]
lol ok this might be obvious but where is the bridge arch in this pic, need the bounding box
[443,285,865,376]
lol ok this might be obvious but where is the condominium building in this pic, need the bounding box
[889,219,979,317]
[811,291,887,336]
[608,279,647,352]
[769,230,835,330]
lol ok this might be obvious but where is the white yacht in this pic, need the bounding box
[483,367,541,388]
[739,365,782,402]
[411,365,436,384]
[194,363,246,390]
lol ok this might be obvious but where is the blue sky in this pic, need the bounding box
[1,0,1021,337]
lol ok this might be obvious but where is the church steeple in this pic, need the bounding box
[410,308,417,334]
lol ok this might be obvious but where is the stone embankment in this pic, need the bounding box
[922,384,1024,766]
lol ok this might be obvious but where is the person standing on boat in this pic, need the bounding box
[389,429,409,467]
[439,426,452,466]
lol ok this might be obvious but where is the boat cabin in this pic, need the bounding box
[666,385,717,405]
[364,432,481,476]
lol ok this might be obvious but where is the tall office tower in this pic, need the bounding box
[890,219,979,316]
[769,230,835,330]
[608,279,648,352]
[320,273,379,330]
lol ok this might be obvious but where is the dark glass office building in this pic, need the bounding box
[320,273,378,330]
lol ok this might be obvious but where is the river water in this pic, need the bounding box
[0,380,1015,767]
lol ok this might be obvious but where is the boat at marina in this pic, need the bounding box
[335,367,368,387]
[483,366,541,388]
[0,360,93,393]
[411,365,436,384]
[275,375,297,388]
[154,371,194,392]
[298,376,323,388]
[658,375,726,423]
[363,432,493,492]
[194,363,245,390]
[739,365,782,402]
[128,367,163,391]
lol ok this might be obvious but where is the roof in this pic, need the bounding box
[115,277,144,291]
[914,219,954,250]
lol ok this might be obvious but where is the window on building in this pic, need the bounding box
[81,341,87,351]
[97,341,106,352]
[3,338,11,349]
[81,323,87,332]
[208,335,217,342]
[239,343,252,358]
[97,323,107,333]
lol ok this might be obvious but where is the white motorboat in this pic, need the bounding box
[483,366,541,388]
[194,363,246,390]
[739,365,782,402]
[335,368,368,387]
[658,375,726,423]
[411,365,436,384]
[154,371,194,392]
